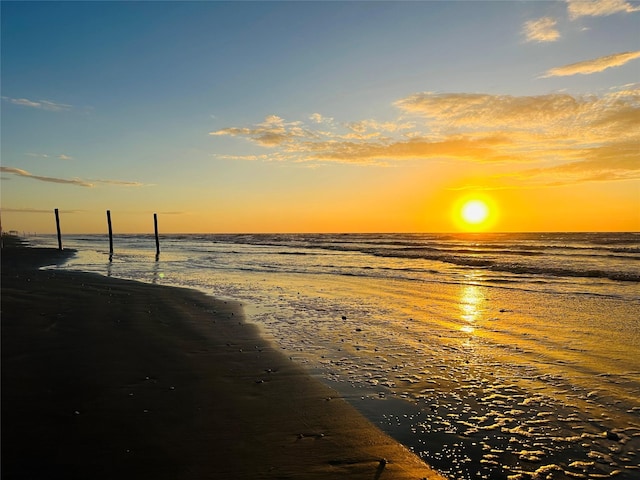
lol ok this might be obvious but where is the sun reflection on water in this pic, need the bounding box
[459,284,484,333]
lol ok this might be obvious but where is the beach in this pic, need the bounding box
[1,238,445,480]
[20,232,640,480]
[3,233,640,480]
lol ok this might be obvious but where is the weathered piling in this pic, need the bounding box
[154,213,160,260]
[106,210,113,261]
[54,208,63,250]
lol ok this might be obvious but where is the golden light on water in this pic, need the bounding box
[459,284,484,333]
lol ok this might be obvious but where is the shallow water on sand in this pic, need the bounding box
[214,274,640,480]
[35,233,640,479]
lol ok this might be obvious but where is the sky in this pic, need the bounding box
[1,0,639,234]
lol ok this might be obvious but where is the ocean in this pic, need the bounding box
[30,232,640,479]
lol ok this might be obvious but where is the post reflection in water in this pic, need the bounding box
[459,284,484,334]
[152,260,162,284]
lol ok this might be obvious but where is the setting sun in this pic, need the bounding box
[453,196,497,232]
[461,200,489,225]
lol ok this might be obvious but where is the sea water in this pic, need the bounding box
[32,232,640,479]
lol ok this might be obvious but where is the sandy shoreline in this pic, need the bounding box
[1,237,444,479]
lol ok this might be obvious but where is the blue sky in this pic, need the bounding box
[2,1,639,233]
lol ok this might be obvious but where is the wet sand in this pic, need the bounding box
[1,237,445,480]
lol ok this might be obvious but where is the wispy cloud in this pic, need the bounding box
[523,17,560,43]
[215,154,274,162]
[0,167,146,188]
[0,167,94,187]
[397,90,640,187]
[0,207,85,214]
[91,179,146,187]
[26,152,74,160]
[2,96,72,112]
[346,119,414,135]
[211,114,313,147]
[309,113,334,125]
[488,139,640,188]
[394,92,588,129]
[543,50,640,77]
[567,0,640,19]
[209,87,640,187]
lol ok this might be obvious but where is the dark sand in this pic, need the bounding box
[1,237,445,480]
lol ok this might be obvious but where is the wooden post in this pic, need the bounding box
[154,213,160,260]
[106,210,113,261]
[54,208,63,250]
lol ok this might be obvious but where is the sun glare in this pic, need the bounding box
[453,196,497,231]
[461,200,489,225]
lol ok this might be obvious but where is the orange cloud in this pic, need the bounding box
[210,115,312,147]
[543,51,640,77]
[293,136,512,164]
[567,0,640,19]
[523,17,560,43]
[395,92,589,129]
[209,88,639,186]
